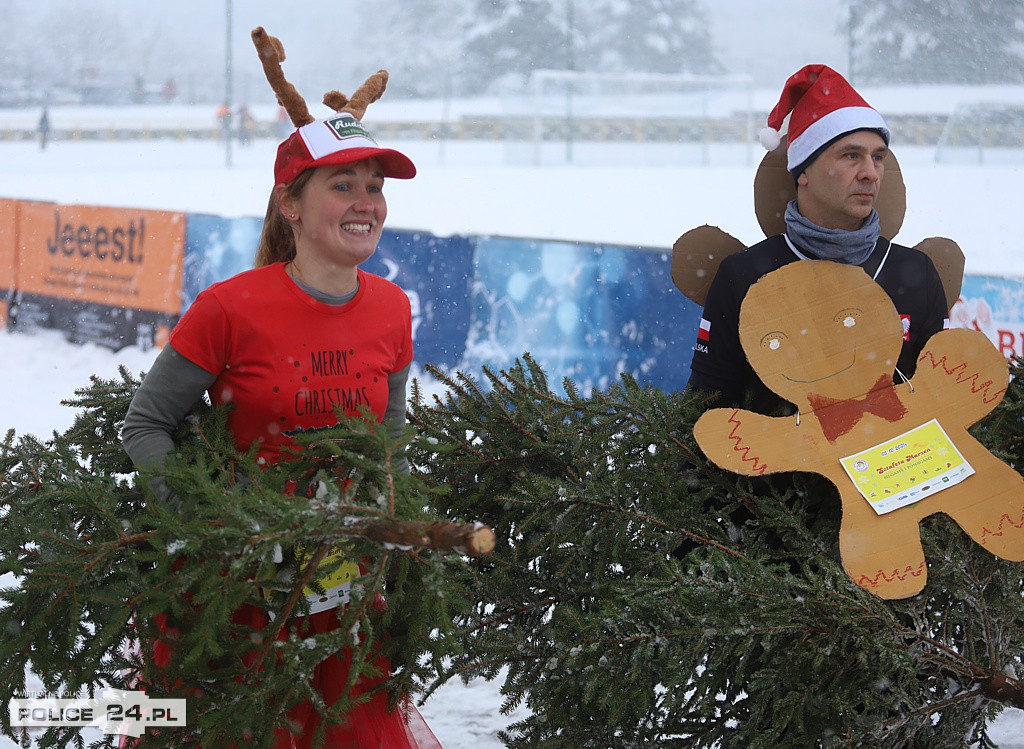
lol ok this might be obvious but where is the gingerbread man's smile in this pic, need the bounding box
[781,351,857,384]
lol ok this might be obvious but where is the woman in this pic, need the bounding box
[121,32,440,748]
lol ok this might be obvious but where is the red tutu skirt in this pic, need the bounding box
[232,603,442,749]
[126,603,442,748]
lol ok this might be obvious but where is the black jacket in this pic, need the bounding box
[686,234,949,415]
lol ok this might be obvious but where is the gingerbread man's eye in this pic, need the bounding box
[834,307,864,328]
[760,331,787,351]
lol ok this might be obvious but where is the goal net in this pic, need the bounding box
[934,102,1024,165]
[504,69,756,167]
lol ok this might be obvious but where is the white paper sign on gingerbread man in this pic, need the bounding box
[693,260,1024,599]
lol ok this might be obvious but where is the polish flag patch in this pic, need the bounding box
[697,318,711,341]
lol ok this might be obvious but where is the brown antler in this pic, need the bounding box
[251,26,314,127]
[323,70,389,120]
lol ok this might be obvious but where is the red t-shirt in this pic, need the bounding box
[170,262,413,464]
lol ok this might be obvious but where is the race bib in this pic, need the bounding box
[263,546,360,616]
[298,546,360,615]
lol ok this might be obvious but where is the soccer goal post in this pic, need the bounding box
[934,101,1024,165]
[525,69,756,167]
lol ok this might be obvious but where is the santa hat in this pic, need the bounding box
[758,64,889,174]
[274,112,415,186]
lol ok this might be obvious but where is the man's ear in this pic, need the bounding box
[796,171,809,187]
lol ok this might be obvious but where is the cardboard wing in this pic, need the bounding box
[670,225,745,308]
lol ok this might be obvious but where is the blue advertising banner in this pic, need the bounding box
[182,213,264,310]
[362,229,475,374]
[462,236,702,394]
[951,274,1024,360]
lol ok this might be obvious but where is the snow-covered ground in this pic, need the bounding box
[1,111,1023,276]
[2,124,1023,746]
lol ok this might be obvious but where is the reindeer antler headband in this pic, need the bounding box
[252,26,416,185]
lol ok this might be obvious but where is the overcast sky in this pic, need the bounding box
[16,0,850,102]
[707,0,848,85]
[193,0,847,83]
[109,0,847,86]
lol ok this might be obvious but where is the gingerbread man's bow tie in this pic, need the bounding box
[806,375,907,443]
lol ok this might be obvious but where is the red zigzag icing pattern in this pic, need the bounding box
[979,505,1024,544]
[725,410,769,475]
[917,349,1006,404]
[857,560,927,588]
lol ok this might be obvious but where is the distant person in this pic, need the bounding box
[215,102,231,140]
[132,74,145,104]
[276,104,292,139]
[162,77,177,103]
[686,64,949,415]
[37,107,51,150]
[238,104,254,145]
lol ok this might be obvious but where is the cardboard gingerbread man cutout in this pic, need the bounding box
[693,260,1024,599]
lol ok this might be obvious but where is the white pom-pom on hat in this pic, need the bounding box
[759,126,781,151]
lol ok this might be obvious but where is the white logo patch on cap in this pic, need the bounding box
[325,113,376,142]
[299,113,379,159]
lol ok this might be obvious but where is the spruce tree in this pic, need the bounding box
[408,356,1024,748]
[0,368,485,748]
[3,356,1023,748]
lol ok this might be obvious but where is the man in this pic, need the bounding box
[38,107,51,150]
[686,65,949,415]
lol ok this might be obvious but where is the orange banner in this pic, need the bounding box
[16,202,185,314]
[0,198,19,327]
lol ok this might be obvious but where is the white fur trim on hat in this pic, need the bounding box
[786,106,889,171]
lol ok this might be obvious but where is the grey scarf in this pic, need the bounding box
[784,200,880,266]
